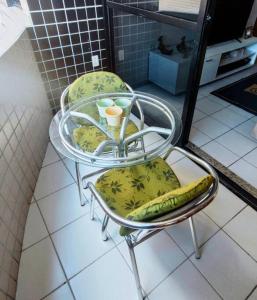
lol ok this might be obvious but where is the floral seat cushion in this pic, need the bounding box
[73,120,139,153]
[120,175,214,236]
[68,71,128,103]
[95,157,181,217]
[68,71,139,152]
[95,157,214,236]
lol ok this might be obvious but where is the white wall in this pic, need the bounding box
[0,30,51,299]
[159,0,200,14]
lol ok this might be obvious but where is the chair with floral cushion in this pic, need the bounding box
[86,146,218,300]
[60,71,144,209]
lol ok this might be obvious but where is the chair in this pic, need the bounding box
[86,146,218,300]
[59,71,144,208]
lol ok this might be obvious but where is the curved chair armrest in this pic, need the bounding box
[120,94,138,142]
[164,146,219,181]
[69,111,114,141]
[123,126,172,146]
[87,172,218,233]
[135,100,145,131]
[125,83,133,93]
[60,86,70,115]
[93,139,119,156]
[125,83,144,131]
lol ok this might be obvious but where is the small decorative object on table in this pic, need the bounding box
[158,36,173,55]
[176,36,193,58]
[244,26,253,39]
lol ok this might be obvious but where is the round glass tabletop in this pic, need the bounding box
[49,92,182,168]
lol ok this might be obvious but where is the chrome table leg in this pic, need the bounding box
[189,216,201,259]
[75,161,86,206]
[90,193,95,220]
[101,215,109,241]
[125,236,144,300]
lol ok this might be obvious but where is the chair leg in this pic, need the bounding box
[75,162,86,206]
[189,216,201,259]
[101,215,109,241]
[90,193,95,220]
[125,236,145,300]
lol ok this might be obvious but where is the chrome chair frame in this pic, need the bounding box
[85,146,219,300]
[59,81,145,208]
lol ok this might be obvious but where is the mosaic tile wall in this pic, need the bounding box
[0,31,51,299]
[113,11,159,86]
[26,0,109,112]
[113,11,194,87]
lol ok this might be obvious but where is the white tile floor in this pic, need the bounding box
[192,67,257,189]
[16,140,257,300]
[139,66,257,189]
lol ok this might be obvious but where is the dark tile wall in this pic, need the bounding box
[112,2,195,87]
[113,11,159,86]
[26,0,109,112]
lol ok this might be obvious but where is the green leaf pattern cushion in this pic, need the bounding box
[119,175,214,236]
[68,71,128,104]
[73,120,139,152]
[95,157,181,217]
[68,71,139,152]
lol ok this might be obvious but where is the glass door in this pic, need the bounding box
[104,0,213,133]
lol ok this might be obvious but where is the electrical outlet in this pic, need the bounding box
[118,49,124,61]
[92,55,99,67]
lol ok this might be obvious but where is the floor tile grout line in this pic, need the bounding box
[246,284,257,300]
[188,255,225,300]
[201,200,257,266]
[115,240,133,272]
[40,282,68,300]
[195,94,257,163]
[35,182,76,202]
[41,157,62,169]
[187,259,224,300]
[214,136,257,164]
[201,203,247,231]
[67,242,117,282]
[221,228,257,265]
[22,235,49,253]
[227,146,257,170]
[196,129,257,170]
[34,200,77,300]
[200,140,241,166]
[194,122,233,143]
[165,218,222,260]
[209,109,254,129]
[161,228,224,296]
[194,98,257,141]
[61,158,78,181]
[185,229,229,300]
[163,230,190,258]
[48,210,90,235]
[22,208,91,253]
[147,256,189,297]
[56,208,119,282]
[114,240,148,297]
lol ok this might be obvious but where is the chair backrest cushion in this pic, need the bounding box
[95,157,181,218]
[68,71,128,103]
[120,175,214,236]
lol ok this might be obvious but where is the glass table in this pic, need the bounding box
[49,92,182,169]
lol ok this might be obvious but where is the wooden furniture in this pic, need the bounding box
[200,37,257,85]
